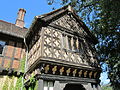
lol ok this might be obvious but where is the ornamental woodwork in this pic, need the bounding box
[84,71,88,78]
[45,65,50,74]
[52,14,85,35]
[25,6,101,86]
[60,67,64,75]
[24,63,100,82]
[89,71,93,78]
[27,34,42,68]
[79,70,83,77]
[73,69,77,76]
[27,13,98,71]
[52,66,57,74]
[66,68,71,76]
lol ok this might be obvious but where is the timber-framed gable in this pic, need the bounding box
[24,5,101,90]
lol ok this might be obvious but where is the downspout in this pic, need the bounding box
[21,37,28,90]
[24,37,28,72]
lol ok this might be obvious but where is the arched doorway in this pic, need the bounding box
[63,84,86,90]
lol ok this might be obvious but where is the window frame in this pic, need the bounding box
[62,33,86,53]
[0,40,6,55]
[67,36,72,50]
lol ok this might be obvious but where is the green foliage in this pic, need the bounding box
[47,0,120,89]
[94,0,120,89]
[15,76,22,90]
[28,73,37,90]
[34,81,38,90]
[30,73,36,84]
[20,56,26,73]
[2,77,8,90]
[10,76,15,90]
[28,80,38,90]
[102,85,112,90]
[28,79,38,90]
[2,76,25,90]
[1,56,26,90]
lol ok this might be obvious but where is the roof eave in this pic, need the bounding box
[25,16,38,38]
[25,5,98,44]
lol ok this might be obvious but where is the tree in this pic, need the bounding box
[102,84,112,90]
[47,0,120,89]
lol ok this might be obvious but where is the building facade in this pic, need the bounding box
[24,5,101,90]
[0,5,101,90]
[0,8,27,90]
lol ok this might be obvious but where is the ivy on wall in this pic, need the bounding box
[27,80,38,90]
[25,73,38,90]
[20,56,26,73]
[0,56,26,90]
[0,55,39,90]
[2,76,22,90]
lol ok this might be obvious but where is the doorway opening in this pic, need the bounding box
[63,84,86,90]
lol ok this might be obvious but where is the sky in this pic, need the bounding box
[0,0,109,85]
[0,0,61,28]
[100,63,110,85]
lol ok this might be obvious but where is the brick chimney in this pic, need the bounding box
[15,8,26,28]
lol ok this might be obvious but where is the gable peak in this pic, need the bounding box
[67,5,74,13]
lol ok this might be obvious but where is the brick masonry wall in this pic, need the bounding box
[0,40,25,71]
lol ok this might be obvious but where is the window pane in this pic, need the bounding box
[78,40,84,53]
[73,38,77,50]
[0,41,6,54]
[68,36,72,50]
[62,35,66,49]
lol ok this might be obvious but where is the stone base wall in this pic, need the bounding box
[36,79,101,90]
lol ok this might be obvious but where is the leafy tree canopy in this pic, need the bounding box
[47,0,120,89]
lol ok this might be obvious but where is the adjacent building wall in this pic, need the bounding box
[0,39,25,71]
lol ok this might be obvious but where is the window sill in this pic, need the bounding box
[63,49,80,54]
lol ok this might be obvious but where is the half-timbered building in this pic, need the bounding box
[25,5,101,90]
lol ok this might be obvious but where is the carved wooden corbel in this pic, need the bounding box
[78,70,83,77]
[44,65,50,73]
[73,69,77,76]
[52,66,57,74]
[60,67,64,75]
[84,71,88,77]
[66,68,71,76]
[89,71,93,78]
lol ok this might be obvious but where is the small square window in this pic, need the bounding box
[0,41,6,54]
